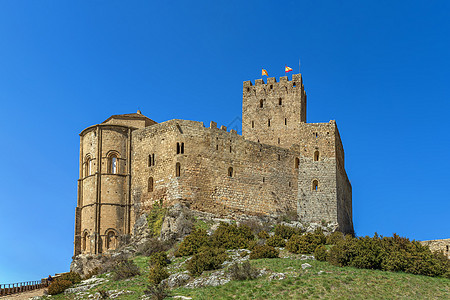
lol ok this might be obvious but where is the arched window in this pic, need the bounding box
[85,155,92,177]
[176,162,181,177]
[260,100,263,108]
[228,167,233,177]
[106,230,117,250]
[176,143,184,154]
[148,177,154,192]
[314,151,320,162]
[82,231,88,252]
[312,180,319,191]
[295,157,300,169]
[108,153,119,174]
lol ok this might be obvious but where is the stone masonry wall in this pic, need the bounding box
[131,119,300,222]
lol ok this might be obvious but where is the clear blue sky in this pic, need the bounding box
[0,0,449,284]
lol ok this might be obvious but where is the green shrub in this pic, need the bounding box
[147,200,167,237]
[326,231,344,245]
[249,245,279,259]
[48,279,72,295]
[186,247,228,276]
[274,224,297,239]
[59,271,81,284]
[136,238,172,256]
[257,230,270,239]
[112,259,141,280]
[327,233,450,278]
[149,252,170,267]
[228,261,259,280]
[314,245,328,261]
[286,231,326,254]
[211,223,255,249]
[144,282,168,300]
[174,228,210,257]
[266,235,286,247]
[148,264,170,285]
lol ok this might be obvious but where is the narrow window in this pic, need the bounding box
[289,182,292,187]
[148,177,154,192]
[314,151,320,161]
[270,84,273,90]
[175,162,181,177]
[152,153,155,166]
[285,118,287,125]
[278,138,280,144]
[216,144,218,150]
[278,154,281,160]
[176,143,180,154]
[85,156,92,177]
[181,142,184,154]
[295,157,300,169]
[312,180,319,191]
[268,119,270,127]
[251,121,254,128]
[247,87,250,92]
[230,146,232,153]
[106,231,116,250]
[262,177,265,183]
[109,155,118,174]
[82,232,88,252]
[293,82,296,87]
[228,167,233,177]
[279,98,282,105]
[260,100,263,108]
[148,154,152,167]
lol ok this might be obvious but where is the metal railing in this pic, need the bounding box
[0,280,45,297]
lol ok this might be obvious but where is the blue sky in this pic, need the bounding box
[0,0,449,284]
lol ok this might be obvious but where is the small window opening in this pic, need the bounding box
[148,177,154,192]
[314,151,319,161]
[289,182,292,187]
[216,144,218,150]
[293,82,296,87]
[285,118,287,125]
[270,85,273,89]
[268,119,271,127]
[82,232,88,252]
[260,100,263,108]
[228,167,233,177]
[295,157,300,169]
[175,162,181,177]
[181,142,184,154]
[230,146,232,153]
[262,177,265,183]
[279,98,282,105]
[278,138,280,144]
[278,154,281,160]
[176,143,180,154]
[148,154,152,167]
[152,153,155,165]
[110,155,118,174]
[247,87,250,92]
[312,180,319,191]
[251,121,254,128]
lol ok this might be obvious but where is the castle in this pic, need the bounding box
[73,73,353,256]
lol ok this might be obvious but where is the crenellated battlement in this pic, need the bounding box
[243,73,304,90]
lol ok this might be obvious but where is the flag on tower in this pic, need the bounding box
[285,65,293,73]
[262,69,269,76]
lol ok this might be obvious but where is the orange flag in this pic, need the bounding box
[262,69,269,76]
[285,65,293,73]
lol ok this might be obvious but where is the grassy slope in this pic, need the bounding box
[51,253,449,300]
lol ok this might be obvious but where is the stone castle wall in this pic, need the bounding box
[131,119,299,219]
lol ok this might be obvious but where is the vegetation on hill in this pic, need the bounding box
[47,218,449,299]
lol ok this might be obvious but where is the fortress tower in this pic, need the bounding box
[73,73,353,256]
